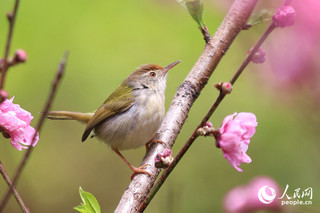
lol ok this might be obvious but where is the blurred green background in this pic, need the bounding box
[0,0,319,212]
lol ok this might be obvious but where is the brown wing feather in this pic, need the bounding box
[81,83,134,142]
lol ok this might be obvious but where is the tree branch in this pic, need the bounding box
[0,161,29,213]
[0,51,69,212]
[0,0,20,90]
[115,0,258,212]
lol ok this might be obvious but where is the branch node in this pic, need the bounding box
[199,24,211,43]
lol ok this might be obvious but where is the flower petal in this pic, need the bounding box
[0,97,39,150]
[217,112,257,172]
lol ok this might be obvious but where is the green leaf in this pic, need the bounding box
[74,187,101,213]
[74,205,89,213]
[248,9,274,26]
[177,0,204,27]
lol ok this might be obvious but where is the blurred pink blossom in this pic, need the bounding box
[216,112,257,172]
[272,5,296,28]
[224,176,281,213]
[261,0,320,107]
[0,97,39,150]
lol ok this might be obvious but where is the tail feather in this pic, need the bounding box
[46,111,93,123]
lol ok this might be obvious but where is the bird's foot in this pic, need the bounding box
[130,164,152,180]
[145,138,165,152]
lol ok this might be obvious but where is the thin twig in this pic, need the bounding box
[139,20,277,212]
[0,0,20,90]
[0,51,69,212]
[199,25,211,43]
[0,161,29,213]
[115,1,259,212]
[230,23,275,85]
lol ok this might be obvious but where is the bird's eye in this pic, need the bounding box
[149,72,156,77]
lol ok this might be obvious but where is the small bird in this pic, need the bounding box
[47,60,180,178]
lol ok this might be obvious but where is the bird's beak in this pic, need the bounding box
[164,60,181,73]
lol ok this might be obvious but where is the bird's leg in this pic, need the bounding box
[145,136,165,152]
[112,148,152,180]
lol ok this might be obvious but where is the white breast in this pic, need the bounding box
[94,89,165,150]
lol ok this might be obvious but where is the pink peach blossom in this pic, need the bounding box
[224,176,281,213]
[217,112,257,172]
[261,0,320,107]
[0,97,39,150]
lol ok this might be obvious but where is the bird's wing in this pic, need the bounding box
[81,83,135,142]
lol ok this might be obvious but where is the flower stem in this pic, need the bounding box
[139,21,277,213]
[0,0,20,90]
[0,161,29,213]
[230,23,275,85]
[0,51,69,211]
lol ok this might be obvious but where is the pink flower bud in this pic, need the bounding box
[0,97,39,150]
[224,176,281,213]
[197,122,216,136]
[272,5,296,28]
[14,49,27,62]
[222,82,233,94]
[155,148,173,168]
[6,12,13,21]
[0,89,9,103]
[214,82,223,90]
[205,121,213,128]
[250,48,266,64]
[216,112,258,172]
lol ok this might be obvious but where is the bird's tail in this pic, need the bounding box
[46,111,93,124]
